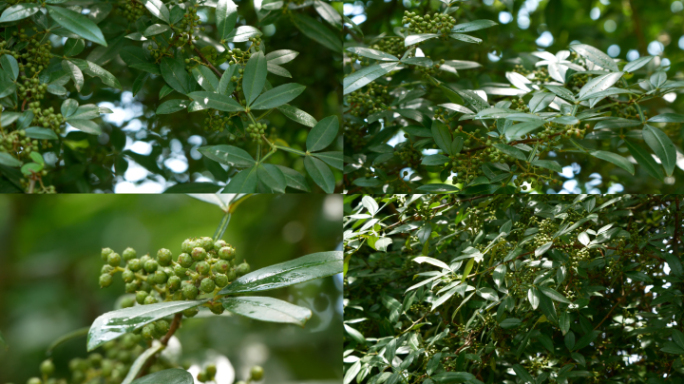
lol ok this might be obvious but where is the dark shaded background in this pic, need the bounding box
[0,194,343,383]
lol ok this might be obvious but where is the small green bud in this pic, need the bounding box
[181,239,194,253]
[218,246,235,260]
[199,237,214,250]
[174,264,188,277]
[136,291,148,304]
[196,261,210,275]
[40,359,55,376]
[99,274,113,287]
[101,265,115,274]
[144,295,158,305]
[178,253,193,268]
[107,252,121,267]
[215,259,230,273]
[157,248,173,266]
[120,296,136,308]
[155,320,169,334]
[214,273,229,288]
[122,269,135,283]
[128,258,142,271]
[153,270,168,284]
[27,378,42,384]
[214,240,227,250]
[183,307,199,318]
[200,277,215,293]
[183,283,199,299]
[122,247,137,261]
[206,364,217,378]
[125,282,140,293]
[101,247,114,262]
[191,247,207,261]
[250,366,264,381]
[236,262,250,276]
[168,275,181,291]
[144,259,159,273]
[142,324,154,339]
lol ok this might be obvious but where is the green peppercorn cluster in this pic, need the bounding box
[246,122,267,142]
[119,0,145,23]
[402,11,456,36]
[346,83,391,117]
[99,237,250,315]
[369,37,405,58]
[202,110,236,136]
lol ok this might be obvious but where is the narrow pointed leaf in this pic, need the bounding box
[131,369,193,384]
[307,116,339,152]
[216,0,238,40]
[222,296,312,326]
[198,145,254,168]
[187,91,244,112]
[590,150,634,175]
[48,6,107,46]
[642,125,675,177]
[250,83,305,110]
[242,51,267,106]
[304,155,335,193]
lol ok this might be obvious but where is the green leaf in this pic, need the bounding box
[623,56,654,72]
[220,251,342,294]
[570,43,619,72]
[122,342,165,384]
[528,92,555,113]
[304,155,335,193]
[87,300,206,351]
[505,120,545,140]
[539,286,571,304]
[120,47,160,75]
[278,104,317,127]
[82,60,122,89]
[589,150,634,175]
[275,165,310,191]
[222,296,312,326]
[648,113,684,123]
[1,54,19,80]
[160,57,194,95]
[451,19,497,32]
[257,164,286,193]
[187,91,244,112]
[313,0,342,29]
[242,51,267,106]
[565,331,576,350]
[343,62,400,95]
[431,372,475,383]
[531,160,562,173]
[545,85,575,101]
[0,153,22,167]
[665,253,683,276]
[223,167,257,193]
[415,184,459,193]
[292,13,341,52]
[24,127,59,140]
[661,345,684,355]
[312,151,342,170]
[143,23,170,37]
[405,33,439,46]
[47,327,89,354]
[250,83,306,110]
[594,118,642,130]
[216,0,238,40]
[673,330,684,350]
[164,182,221,193]
[142,0,170,23]
[0,3,40,23]
[307,115,338,152]
[527,288,540,310]
[624,140,664,181]
[198,145,255,168]
[449,33,482,44]
[450,136,464,155]
[156,99,190,115]
[130,369,193,384]
[224,25,262,43]
[48,6,107,46]
[578,72,623,100]
[559,311,571,335]
[68,119,102,135]
[345,47,397,61]
[493,143,527,161]
[574,330,599,350]
[642,125,676,177]
[512,364,534,384]
[422,154,449,166]
[62,60,84,92]
[499,318,522,329]
[431,120,452,154]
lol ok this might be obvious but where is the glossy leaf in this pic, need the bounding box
[307,116,339,152]
[199,145,255,168]
[493,144,527,161]
[648,113,684,123]
[222,296,312,326]
[539,286,571,304]
[142,0,170,23]
[250,83,306,110]
[578,72,623,99]
[623,56,654,72]
[343,62,401,95]
[1,54,19,80]
[312,151,342,170]
[292,13,341,52]
[156,99,190,115]
[242,51,267,106]
[528,92,555,113]
[405,33,439,46]
[187,91,244,112]
[223,167,257,193]
[590,150,634,175]
[219,251,342,294]
[0,3,40,23]
[571,43,619,72]
[432,372,475,383]
[304,156,335,193]
[48,6,107,46]
[122,342,165,384]
[257,164,286,193]
[625,140,664,181]
[642,125,675,177]
[346,47,397,61]
[87,300,206,351]
[431,120,452,154]
[0,153,22,167]
[527,287,540,310]
[451,19,497,32]
[161,58,194,95]
[216,0,238,40]
[313,0,342,29]
[25,127,59,140]
[120,47,160,75]
[278,104,317,127]
[276,165,310,191]
[130,369,193,384]
[62,60,84,92]
[531,160,562,173]
[82,60,122,89]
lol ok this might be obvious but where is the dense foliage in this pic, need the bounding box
[0,194,344,384]
[343,194,684,383]
[342,0,684,194]
[0,0,342,193]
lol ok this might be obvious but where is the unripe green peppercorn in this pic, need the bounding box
[214,273,229,287]
[183,307,199,318]
[209,301,224,314]
[122,247,137,261]
[214,240,227,250]
[122,269,135,283]
[100,274,113,287]
[197,372,207,382]
[107,252,121,267]
[128,258,142,271]
[153,270,168,284]
[101,248,114,262]
[181,239,194,253]
[157,248,172,266]
[227,269,237,281]
[125,282,140,293]
[135,290,148,304]
[27,378,42,384]
[196,261,210,275]
[174,264,188,277]
[251,366,264,381]
[155,320,169,334]
[206,364,217,378]
[183,284,199,299]
[192,247,207,261]
[236,262,250,276]
[199,237,214,250]
[200,277,215,293]
[178,253,193,268]
[144,259,158,273]
[144,295,157,305]
[168,275,181,291]
[218,246,235,260]
[140,281,153,293]
[40,359,55,376]
[120,296,136,308]
[101,265,115,274]
[142,324,154,340]
[215,259,230,273]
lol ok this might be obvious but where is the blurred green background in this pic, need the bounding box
[344,0,684,193]
[0,194,343,383]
